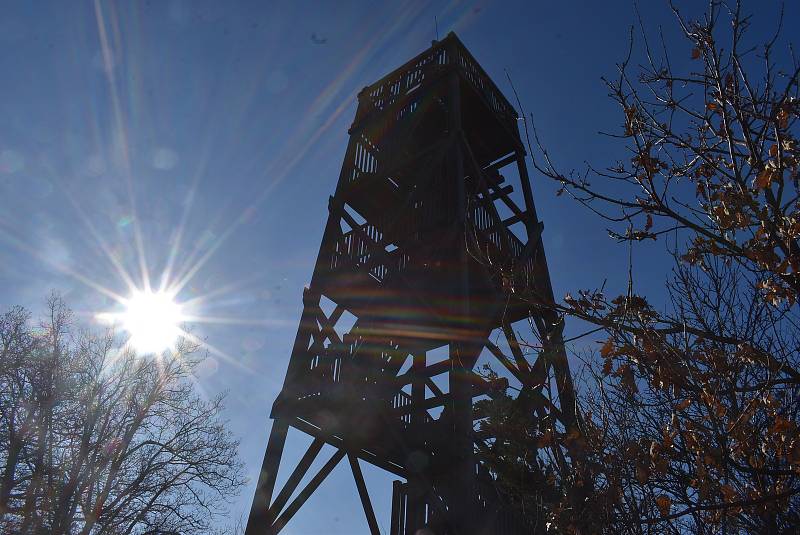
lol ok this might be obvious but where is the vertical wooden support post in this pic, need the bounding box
[406,352,427,534]
[449,343,477,535]
[448,50,477,534]
[390,480,406,535]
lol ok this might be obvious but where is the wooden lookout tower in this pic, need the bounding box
[247,33,581,535]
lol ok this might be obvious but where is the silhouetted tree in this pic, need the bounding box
[0,294,245,534]
[479,1,800,532]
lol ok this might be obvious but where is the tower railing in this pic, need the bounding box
[324,192,536,294]
[356,33,518,134]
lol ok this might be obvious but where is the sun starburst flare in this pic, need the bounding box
[96,288,187,355]
[121,289,184,354]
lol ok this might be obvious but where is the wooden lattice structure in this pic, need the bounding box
[246,32,580,535]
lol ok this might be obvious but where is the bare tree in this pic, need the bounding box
[478,1,800,533]
[0,294,245,534]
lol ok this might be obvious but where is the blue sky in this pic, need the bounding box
[0,1,794,533]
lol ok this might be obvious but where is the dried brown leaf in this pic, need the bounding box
[656,495,672,516]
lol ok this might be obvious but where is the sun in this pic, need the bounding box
[121,290,184,354]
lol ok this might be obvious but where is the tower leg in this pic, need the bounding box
[447,340,483,535]
[245,419,289,535]
[390,480,406,535]
[406,352,428,534]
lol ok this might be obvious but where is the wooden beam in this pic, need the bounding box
[425,378,445,399]
[288,417,407,478]
[500,323,532,376]
[314,306,344,348]
[484,184,514,203]
[483,152,517,173]
[484,339,526,383]
[348,454,381,535]
[502,213,524,227]
[271,449,345,534]
[245,420,289,535]
[393,359,451,386]
[468,372,501,397]
[493,187,526,220]
[267,438,324,523]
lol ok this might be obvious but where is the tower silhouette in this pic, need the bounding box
[246,33,580,535]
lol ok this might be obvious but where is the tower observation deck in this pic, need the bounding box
[246,32,581,535]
